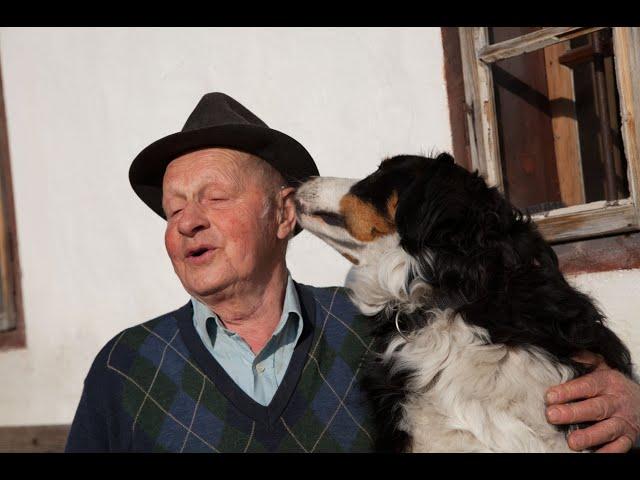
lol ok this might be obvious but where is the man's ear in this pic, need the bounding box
[277,186,297,240]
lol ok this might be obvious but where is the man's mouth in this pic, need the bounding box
[185,245,217,264]
[188,247,210,257]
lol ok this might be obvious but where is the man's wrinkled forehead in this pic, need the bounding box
[162,148,256,191]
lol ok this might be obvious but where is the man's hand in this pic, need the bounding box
[545,352,640,452]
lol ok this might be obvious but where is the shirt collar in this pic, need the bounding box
[191,273,302,339]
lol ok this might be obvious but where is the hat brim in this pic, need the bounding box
[129,124,319,235]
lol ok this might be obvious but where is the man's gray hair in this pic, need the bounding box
[253,158,287,219]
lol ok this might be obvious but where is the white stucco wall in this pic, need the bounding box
[0,27,637,427]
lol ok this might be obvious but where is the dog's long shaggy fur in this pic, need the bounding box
[295,153,633,452]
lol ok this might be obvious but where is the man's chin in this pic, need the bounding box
[180,270,232,300]
[186,282,230,300]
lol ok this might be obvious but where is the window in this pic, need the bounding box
[0,55,24,349]
[452,27,640,243]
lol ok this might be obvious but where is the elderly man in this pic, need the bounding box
[65,93,640,453]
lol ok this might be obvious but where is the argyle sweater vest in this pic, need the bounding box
[65,284,376,452]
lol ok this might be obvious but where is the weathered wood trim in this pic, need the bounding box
[535,200,638,243]
[478,27,607,64]
[534,198,633,217]
[459,28,485,177]
[473,27,504,191]
[441,27,472,172]
[0,425,70,453]
[544,42,585,206]
[0,68,11,332]
[0,51,25,350]
[459,28,504,190]
[612,27,640,228]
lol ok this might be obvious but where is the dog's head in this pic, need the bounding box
[296,152,528,263]
[295,154,426,267]
[295,153,552,311]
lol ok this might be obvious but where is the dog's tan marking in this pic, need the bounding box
[339,193,396,242]
[387,191,399,219]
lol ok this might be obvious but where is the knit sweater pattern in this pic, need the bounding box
[65,284,376,452]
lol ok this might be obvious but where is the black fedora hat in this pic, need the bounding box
[129,92,319,233]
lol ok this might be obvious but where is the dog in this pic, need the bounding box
[294,153,633,452]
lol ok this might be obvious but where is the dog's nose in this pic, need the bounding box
[293,178,318,203]
[291,175,318,188]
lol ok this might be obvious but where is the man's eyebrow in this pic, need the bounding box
[162,188,187,202]
[161,188,185,212]
[162,179,233,204]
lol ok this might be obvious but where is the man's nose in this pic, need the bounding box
[177,202,210,236]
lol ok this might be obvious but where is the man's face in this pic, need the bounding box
[162,148,281,298]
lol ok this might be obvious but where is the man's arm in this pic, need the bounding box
[545,352,640,452]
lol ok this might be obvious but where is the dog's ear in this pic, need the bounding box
[394,158,520,301]
[434,152,455,165]
[395,159,502,256]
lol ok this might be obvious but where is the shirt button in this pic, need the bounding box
[256,364,265,374]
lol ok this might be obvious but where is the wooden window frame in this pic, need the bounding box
[0,56,25,350]
[457,27,640,243]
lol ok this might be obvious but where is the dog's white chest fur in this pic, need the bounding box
[385,310,576,452]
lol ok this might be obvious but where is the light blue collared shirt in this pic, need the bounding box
[191,275,304,406]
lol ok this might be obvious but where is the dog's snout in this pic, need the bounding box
[294,176,359,225]
[295,178,320,198]
[293,197,308,215]
[293,178,322,214]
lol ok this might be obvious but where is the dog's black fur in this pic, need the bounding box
[355,153,633,452]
